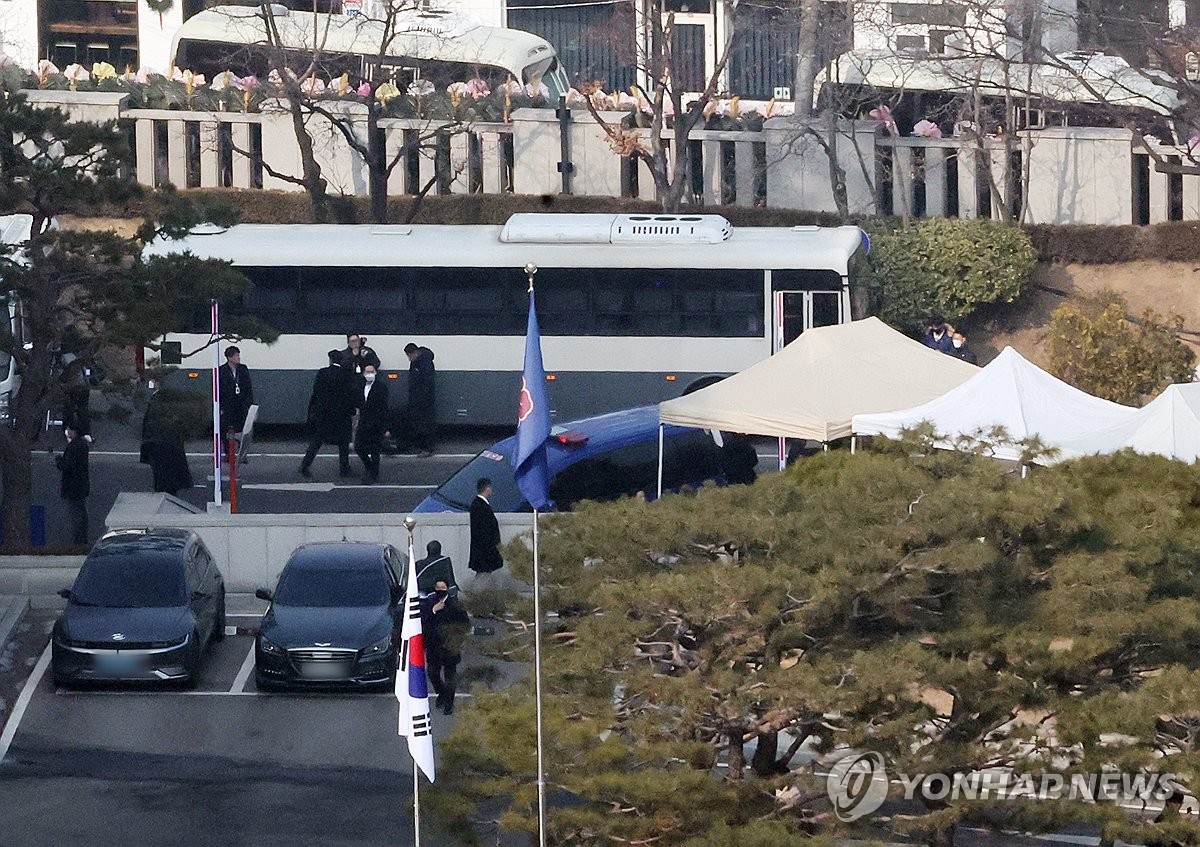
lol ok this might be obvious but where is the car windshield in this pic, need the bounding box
[71,554,187,608]
[274,562,390,608]
[432,449,524,511]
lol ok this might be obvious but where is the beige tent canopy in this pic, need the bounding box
[658,317,978,443]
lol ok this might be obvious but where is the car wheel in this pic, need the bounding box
[212,594,227,643]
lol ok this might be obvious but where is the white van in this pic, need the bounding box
[171,4,571,99]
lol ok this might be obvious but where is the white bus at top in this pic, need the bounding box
[143,214,869,426]
[170,4,571,100]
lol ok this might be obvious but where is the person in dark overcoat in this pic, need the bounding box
[415,540,457,594]
[403,342,437,456]
[468,477,503,575]
[421,579,470,715]
[300,350,357,478]
[140,388,194,497]
[354,363,390,485]
[56,425,90,546]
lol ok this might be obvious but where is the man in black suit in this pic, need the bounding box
[300,350,357,478]
[56,425,90,546]
[415,539,457,594]
[468,477,503,575]
[217,345,254,445]
[354,363,389,484]
[339,333,381,385]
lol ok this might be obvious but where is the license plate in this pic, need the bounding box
[95,653,141,675]
[299,662,349,680]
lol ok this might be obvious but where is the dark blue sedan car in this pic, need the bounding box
[51,528,226,688]
[413,405,729,513]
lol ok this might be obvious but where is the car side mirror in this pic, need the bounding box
[255,588,273,602]
[57,588,71,600]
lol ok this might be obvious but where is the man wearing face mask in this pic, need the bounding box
[950,331,978,364]
[354,363,390,484]
[921,316,955,354]
[421,579,470,715]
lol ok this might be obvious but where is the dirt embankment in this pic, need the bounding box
[969,260,1200,367]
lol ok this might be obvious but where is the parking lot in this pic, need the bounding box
[0,618,483,847]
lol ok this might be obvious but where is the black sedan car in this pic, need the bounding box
[254,542,405,691]
[52,528,226,687]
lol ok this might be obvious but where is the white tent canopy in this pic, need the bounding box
[851,346,1139,461]
[1050,383,1200,464]
[657,317,979,442]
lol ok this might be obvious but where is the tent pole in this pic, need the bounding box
[778,437,785,472]
[851,436,856,455]
[823,442,829,452]
[657,424,665,498]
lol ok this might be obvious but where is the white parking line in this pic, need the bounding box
[0,644,52,764]
[230,644,256,694]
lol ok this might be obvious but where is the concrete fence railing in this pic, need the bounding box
[24,89,1199,226]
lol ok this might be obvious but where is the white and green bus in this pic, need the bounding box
[144,214,868,426]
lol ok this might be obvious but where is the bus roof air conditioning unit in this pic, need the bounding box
[611,215,733,244]
[499,213,733,244]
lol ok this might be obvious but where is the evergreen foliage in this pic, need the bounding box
[0,86,275,545]
[1047,291,1196,405]
[865,218,1037,332]
[438,447,1200,846]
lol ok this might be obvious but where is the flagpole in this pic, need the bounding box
[413,758,421,847]
[211,299,222,506]
[519,263,549,847]
[532,507,547,847]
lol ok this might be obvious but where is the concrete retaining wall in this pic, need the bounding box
[104,494,534,593]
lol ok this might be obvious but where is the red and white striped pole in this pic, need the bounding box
[211,299,222,506]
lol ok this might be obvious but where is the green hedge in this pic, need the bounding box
[1025,221,1200,264]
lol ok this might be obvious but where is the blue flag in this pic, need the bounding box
[514,287,552,510]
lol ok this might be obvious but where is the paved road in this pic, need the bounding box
[0,630,478,847]
[25,414,788,548]
[25,416,507,548]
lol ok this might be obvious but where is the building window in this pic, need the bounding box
[895,35,928,52]
[40,1,139,71]
[890,3,968,27]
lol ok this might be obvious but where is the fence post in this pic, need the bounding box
[556,95,574,195]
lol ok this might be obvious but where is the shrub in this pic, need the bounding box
[1024,224,1142,264]
[1046,290,1196,405]
[866,217,1038,332]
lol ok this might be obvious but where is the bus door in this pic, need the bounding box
[772,290,843,352]
[771,288,844,470]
